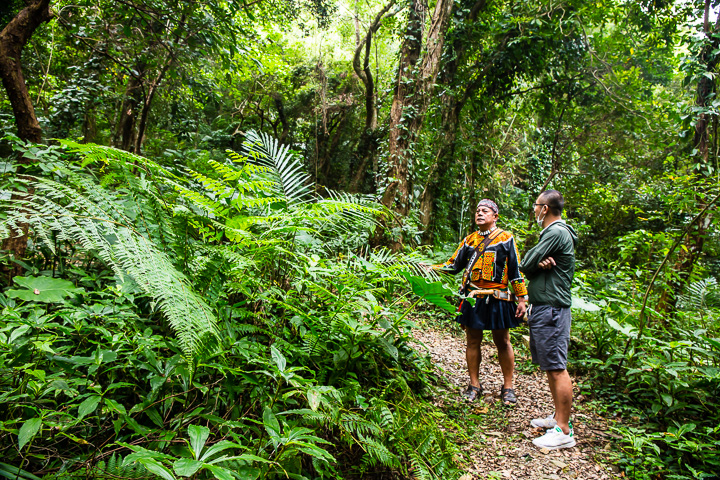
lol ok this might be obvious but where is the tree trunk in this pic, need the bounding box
[349,0,399,193]
[271,92,290,143]
[665,0,720,311]
[383,0,455,214]
[348,129,381,193]
[0,0,53,145]
[418,0,488,243]
[114,62,146,152]
[0,0,53,278]
[134,55,173,154]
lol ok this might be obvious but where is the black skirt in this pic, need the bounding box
[456,295,521,331]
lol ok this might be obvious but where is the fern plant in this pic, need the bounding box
[0,133,464,480]
[0,148,220,360]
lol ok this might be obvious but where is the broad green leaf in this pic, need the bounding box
[233,466,261,480]
[379,338,398,360]
[677,423,696,436]
[702,336,720,351]
[571,295,601,312]
[173,458,204,477]
[124,415,150,435]
[270,345,286,372]
[104,398,126,415]
[0,461,42,480]
[661,393,673,407]
[18,417,42,451]
[263,407,280,438]
[236,453,274,464]
[199,440,244,462]
[8,325,31,344]
[119,443,176,462]
[606,318,637,338]
[7,276,84,303]
[78,395,102,420]
[295,443,334,462]
[188,424,210,459]
[137,458,176,480]
[145,407,164,427]
[205,464,235,480]
[401,273,456,313]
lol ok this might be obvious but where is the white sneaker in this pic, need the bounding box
[532,426,576,449]
[531,413,557,429]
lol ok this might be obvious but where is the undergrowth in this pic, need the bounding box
[570,272,720,480]
[0,134,464,479]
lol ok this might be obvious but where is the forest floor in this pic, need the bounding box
[411,326,622,480]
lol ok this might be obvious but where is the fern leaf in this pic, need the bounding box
[2,171,220,359]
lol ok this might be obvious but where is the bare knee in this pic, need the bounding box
[466,328,483,348]
[492,330,512,351]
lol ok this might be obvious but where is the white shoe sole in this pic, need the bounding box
[531,419,557,428]
[532,438,576,449]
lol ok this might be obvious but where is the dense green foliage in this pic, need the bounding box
[2,0,720,478]
[0,138,461,479]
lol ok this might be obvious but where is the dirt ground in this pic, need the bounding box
[411,327,622,480]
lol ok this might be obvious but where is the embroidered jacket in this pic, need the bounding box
[435,229,528,297]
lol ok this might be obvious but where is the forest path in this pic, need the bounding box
[411,327,621,480]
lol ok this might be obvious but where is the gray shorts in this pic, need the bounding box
[529,305,571,371]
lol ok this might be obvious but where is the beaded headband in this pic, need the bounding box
[476,199,499,214]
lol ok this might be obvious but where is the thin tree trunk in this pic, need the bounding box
[348,130,381,193]
[271,92,290,143]
[135,55,173,154]
[114,62,146,152]
[353,0,398,132]
[349,0,400,193]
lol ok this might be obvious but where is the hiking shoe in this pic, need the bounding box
[532,426,576,450]
[531,413,557,429]
[462,384,482,402]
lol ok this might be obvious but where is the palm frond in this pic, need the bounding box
[678,277,720,311]
[242,130,313,205]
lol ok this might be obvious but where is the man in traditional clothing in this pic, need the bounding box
[520,189,578,449]
[432,199,528,405]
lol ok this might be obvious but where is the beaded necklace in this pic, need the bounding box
[477,226,497,236]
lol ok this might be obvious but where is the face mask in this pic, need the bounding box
[535,209,546,227]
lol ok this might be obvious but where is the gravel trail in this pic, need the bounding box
[411,327,622,480]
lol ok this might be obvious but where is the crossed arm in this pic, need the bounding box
[538,257,556,269]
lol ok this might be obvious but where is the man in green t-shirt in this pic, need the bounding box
[520,189,578,450]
